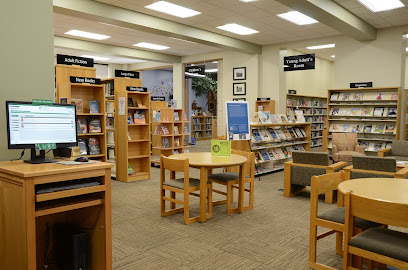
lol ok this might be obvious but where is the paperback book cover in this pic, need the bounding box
[274,128,287,140]
[288,128,297,138]
[349,108,360,116]
[88,138,101,155]
[271,148,282,160]
[174,112,180,121]
[71,98,83,113]
[77,118,88,134]
[278,114,288,123]
[351,124,362,133]
[288,110,296,123]
[174,126,179,134]
[331,107,340,116]
[127,112,134,124]
[373,107,384,117]
[127,163,135,175]
[373,125,385,134]
[89,100,99,113]
[174,138,180,147]
[259,129,272,141]
[299,128,307,137]
[294,110,306,122]
[107,117,114,129]
[376,92,384,100]
[134,111,146,124]
[390,93,398,100]
[267,150,276,160]
[252,129,262,142]
[106,102,114,113]
[330,93,339,101]
[330,124,341,132]
[78,139,87,155]
[361,107,373,116]
[283,128,292,139]
[342,93,350,101]
[339,109,348,116]
[341,124,350,132]
[293,128,304,138]
[352,92,363,101]
[154,111,161,122]
[385,142,392,149]
[363,125,372,133]
[268,128,279,140]
[374,142,383,151]
[260,150,270,161]
[88,118,101,133]
[387,107,397,117]
[161,126,170,135]
[254,151,263,164]
[281,148,290,158]
[162,138,170,148]
[384,125,395,134]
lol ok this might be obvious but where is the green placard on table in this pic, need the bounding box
[32,99,53,105]
[211,140,231,157]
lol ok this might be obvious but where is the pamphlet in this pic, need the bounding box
[211,140,231,157]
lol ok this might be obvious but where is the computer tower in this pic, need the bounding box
[55,223,87,270]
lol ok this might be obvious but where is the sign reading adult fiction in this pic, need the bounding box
[225,101,250,141]
[57,54,94,67]
[70,76,101,84]
[284,54,315,72]
[115,70,140,79]
[350,82,373,88]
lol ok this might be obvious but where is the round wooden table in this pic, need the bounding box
[168,152,247,222]
[338,178,408,205]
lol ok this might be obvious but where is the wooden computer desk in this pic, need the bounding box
[0,160,113,270]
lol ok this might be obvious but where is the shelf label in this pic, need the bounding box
[151,96,165,101]
[32,99,53,105]
[115,70,139,78]
[127,86,147,92]
[57,54,94,67]
[70,76,101,84]
[211,140,231,157]
[35,143,56,150]
[284,54,315,72]
[350,82,373,88]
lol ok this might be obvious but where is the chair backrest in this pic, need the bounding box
[391,140,408,157]
[352,156,397,172]
[292,151,330,166]
[332,133,357,152]
[160,155,189,176]
[227,149,255,178]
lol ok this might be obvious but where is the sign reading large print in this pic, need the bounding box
[115,70,140,79]
[70,76,101,84]
[57,54,94,67]
[185,65,205,75]
[284,54,315,72]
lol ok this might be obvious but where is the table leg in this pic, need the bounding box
[199,167,208,222]
[238,164,244,213]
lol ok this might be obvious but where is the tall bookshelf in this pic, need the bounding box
[151,101,168,157]
[115,90,150,182]
[404,89,408,140]
[192,115,214,140]
[286,94,327,148]
[324,87,401,154]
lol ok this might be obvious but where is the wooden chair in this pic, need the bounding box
[160,155,212,225]
[309,172,380,270]
[208,149,255,213]
[343,191,408,270]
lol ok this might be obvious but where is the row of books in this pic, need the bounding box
[161,137,188,148]
[254,164,284,174]
[104,82,114,97]
[287,99,326,108]
[205,118,212,124]
[328,140,391,151]
[311,139,323,147]
[330,107,397,117]
[78,138,101,155]
[77,118,102,134]
[311,123,324,131]
[106,117,114,129]
[128,97,146,108]
[287,108,327,115]
[311,130,323,138]
[252,127,307,142]
[70,99,99,114]
[330,92,397,101]
[306,116,325,122]
[128,111,146,124]
[329,123,396,134]
[254,145,306,164]
[257,111,306,124]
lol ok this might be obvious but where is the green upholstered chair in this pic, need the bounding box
[284,151,347,203]
[378,140,408,161]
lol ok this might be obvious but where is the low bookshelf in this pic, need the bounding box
[192,115,214,140]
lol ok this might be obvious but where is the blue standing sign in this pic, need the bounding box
[225,101,250,141]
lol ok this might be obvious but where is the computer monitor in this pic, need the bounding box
[6,101,77,163]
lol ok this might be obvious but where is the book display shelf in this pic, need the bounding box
[251,123,311,175]
[102,78,142,178]
[324,87,401,153]
[152,108,190,161]
[151,101,168,157]
[255,99,276,113]
[286,94,327,148]
[115,90,150,182]
[192,115,214,140]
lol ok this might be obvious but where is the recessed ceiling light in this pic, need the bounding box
[357,0,404,12]
[65,30,110,40]
[133,42,170,50]
[406,47,408,51]
[205,69,218,73]
[217,23,259,35]
[331,55,335,58]
[145,1,201,18]
[81,55,110,61]
[240,0,258,2]
[169,37,197,44]
[307,44,336,50]
[277,11,318,25]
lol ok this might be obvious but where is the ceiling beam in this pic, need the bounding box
[274,0,377,41]
[53,0,262,54]
[54,36,181,63]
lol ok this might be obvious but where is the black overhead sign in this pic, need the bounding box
[257,97,271,101]
[185,65,205,75]
[127,86,147,92]
[115,70,140,79]
[57,54,94,67]
[151,96,166,101]
[284,54,315,72]
[288,90,297,94]
[350,82,373,88]
[70,76,101,85]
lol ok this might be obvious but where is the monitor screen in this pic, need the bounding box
[6,101,77,149]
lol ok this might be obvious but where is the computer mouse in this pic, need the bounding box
[75,156,89,162]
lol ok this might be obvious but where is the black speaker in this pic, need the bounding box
[55,223,87,270]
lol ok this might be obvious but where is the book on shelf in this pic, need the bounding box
[252,129,262,142]
[360,141,369,151]
[330,107,340,116]
[341,124,350,132]
[387,107,397,117]
[339,108,348,116]
[184,137,188,146]
[106,102,114,113]
[373,124,385,134]
[162,138,170,148]
[88,137,101,155]
[390,93,398,100]
[259,129,272,141]
[107,117,114,129]
[283,128,292,139]
[352,92,363,101]
[174,138,180,147]
[376,92,384,100]
[293,127,304,138]
[134,111,146,124]
[281,148,291,158]
[329,124,341,132]
[161,126,170,135]
[71,98,83,113]
[174,150,179,155]
[183,125,188,134]
[374,142,383,151]
[174,126,179,134]
[385,142,392,149]
[254,151,263,164]
[77,118,88,134]
[89,100,99,113]
[170,99,177,108]
[127,112,134,124]
[361,107,373,116]
[154,125,162,135]
[260,150,270,161]
[258,111,269,124]
[78,139,87,155]
[267,128,279,140]
[373,107,384,117]
[267,150,276,160]
[287,110,296,123]
[107,132,115,144]
[174,112,180,121]
[278,114,288,123]
[363,125,372,133]
[297,145,305,151]
[269,114,279,124]
[349,108,360,116]
[384,125,396,134]
[128,98,134,107]
[127,132,132,140]
[258,105,263,111]
[127,163,135,175]
[330,93,339,101]
[286,146,294,155]
[294,110,306,123]
[274,128,287,140]
[351,124,362,133]
[342,93,350,101]
[88,118,102,133]
[287,128,298,138]
[273,148,286,159]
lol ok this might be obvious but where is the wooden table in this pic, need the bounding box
[168,152,247,222]
[0,160,113,270]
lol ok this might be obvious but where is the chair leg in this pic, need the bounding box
[161,188,166,216]
[248,180,254,210]
[309,222,317,267]
[207,183,212,216]
[183,190,190,225]
[226,182,233,214]
[335,232,343,256]
[170,191,176,209]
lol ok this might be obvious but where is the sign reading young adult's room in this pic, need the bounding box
[115,70,140,79]
[284,54,315,72]
[225,101,250,141]
[57,54,94,67]
[70,76,101,84]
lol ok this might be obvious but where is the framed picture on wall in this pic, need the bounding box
[233,67,246,80]
[233,82,246,95]
[233,98,246,101]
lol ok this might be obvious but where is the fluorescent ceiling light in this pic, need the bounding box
[81,55,110,61]
[205,69,218,73]
[277,11,318,25]
[185,72,205,78]
[357,0,404,12]
[145,1,201,18]
[406,47,408,51]
[217,23,259,35]
[240,0,258,2]
[307,44,335,50]
[65,30,110,40]
[169,37,197,44]
[133,42,170,50]
[331,55,335,58]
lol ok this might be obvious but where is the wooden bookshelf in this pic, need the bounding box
[323,87,401,154]
[151,101,169,157]
[404,89,408,140]
[286,94,327,148]
[115,90,150,182]
[255,99,275,113]
[192,115,214,140]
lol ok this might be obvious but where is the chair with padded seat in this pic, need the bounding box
[309,171,381,270]
[343,191,408,270]
[208,149,255,214]
[378,139,408,161]
[284,151,347,203]
[332,132,365,163]
[160,155,212,225]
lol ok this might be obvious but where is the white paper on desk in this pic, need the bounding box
[57,161,96,165]
[118,97,126,115]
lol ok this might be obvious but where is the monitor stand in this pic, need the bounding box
[24,149,58,164]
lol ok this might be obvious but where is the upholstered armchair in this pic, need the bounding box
[378,140,408,161]
[332,133,365,163]
[284,151,347,203]
[344,156,408,180]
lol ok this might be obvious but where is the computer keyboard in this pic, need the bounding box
[36,179,101,194]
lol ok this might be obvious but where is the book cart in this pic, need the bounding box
[286,94,327,148]
[192,115,214,140]
[323,87,401,154]
[115,90,150,182]
[102,77,142,178]
[151,108,190,163]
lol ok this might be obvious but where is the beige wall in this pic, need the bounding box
[0,0,55,161]
[406,55,408,89]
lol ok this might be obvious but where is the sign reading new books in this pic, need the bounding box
[70,76,101,84]
[115,70,139,78]
[211,140,231,157]
[284,54,315,71]
[57,54,94,67]
[226,101,250,141]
